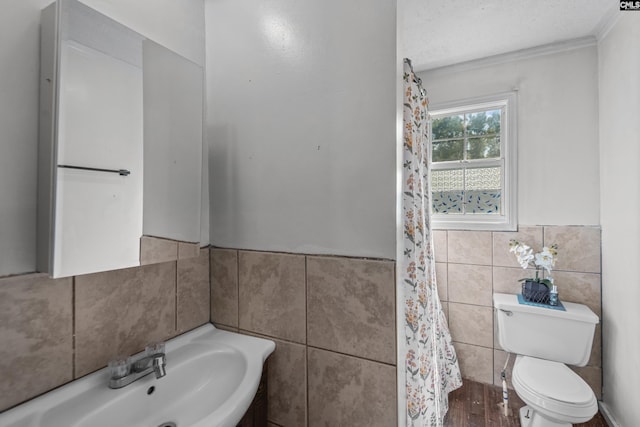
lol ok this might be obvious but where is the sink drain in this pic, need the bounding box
[158,423,176,427]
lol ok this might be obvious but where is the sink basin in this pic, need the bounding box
[0,325,275,427]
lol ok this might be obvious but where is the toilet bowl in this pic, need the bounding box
[493,293,599,427]
[511,356,598,427]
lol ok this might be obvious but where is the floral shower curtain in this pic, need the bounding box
[401,59,462,426]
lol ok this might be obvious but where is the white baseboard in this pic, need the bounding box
[598,402,621,427]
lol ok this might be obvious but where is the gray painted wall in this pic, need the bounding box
[419,44,600,226]
[598,13,640,427]
[205,0,397,260]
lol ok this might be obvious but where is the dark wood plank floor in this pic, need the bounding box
[443,380,609,427]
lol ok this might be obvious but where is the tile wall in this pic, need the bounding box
[0,248,210,412]
[0,225,602,419]
[434,225,603,398]
[210,249,397,427]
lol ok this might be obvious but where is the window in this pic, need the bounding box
[429,92,517,230]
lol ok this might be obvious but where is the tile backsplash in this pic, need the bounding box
[210,249,397,427]
[238,251,307,343]
[0,274,73,412]
[435,225,603,398]
[0,248,210,412]
[209,226,602,427]
[0,225,602,420]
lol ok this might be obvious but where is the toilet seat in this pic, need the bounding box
[512,356,598,422]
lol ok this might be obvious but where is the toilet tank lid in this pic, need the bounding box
[493,293,599,324]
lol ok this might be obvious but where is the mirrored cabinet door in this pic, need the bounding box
[143,39,202,243]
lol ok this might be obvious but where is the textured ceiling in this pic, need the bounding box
[402,0,617,71]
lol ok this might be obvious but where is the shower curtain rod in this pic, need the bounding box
[403,58,427,96]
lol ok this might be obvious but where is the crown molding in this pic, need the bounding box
[595,5,622,41]
[421,36,597,76]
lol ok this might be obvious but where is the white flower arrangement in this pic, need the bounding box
[509,239,558,286]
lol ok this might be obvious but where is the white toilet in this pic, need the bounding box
[493,293,599,427]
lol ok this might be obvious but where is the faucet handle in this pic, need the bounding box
[147,342,167,379]
[108,356,129,379]
[145,341,165,356]
[152,353,167,379]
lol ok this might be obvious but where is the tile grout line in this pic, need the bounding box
[236,250,240,330]
[205,248,211,326]
[237,325,399,368]
[305,255,310,427]
[393,262,398,369]
[72,276,76,379]
[491,228,497,381]
[210,245,394,263]
[175,260,178,333]
[208,248,212,324]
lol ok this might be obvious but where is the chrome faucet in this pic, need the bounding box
[108,342,167,389]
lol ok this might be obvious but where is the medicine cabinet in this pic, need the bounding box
[37,0,203,278]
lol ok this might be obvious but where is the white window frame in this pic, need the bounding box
[428,92,517,231]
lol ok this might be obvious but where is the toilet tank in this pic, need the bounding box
[493,293,599,367]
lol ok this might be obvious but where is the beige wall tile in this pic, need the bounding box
[178,241,200,259]
[307,256,395,364]
[308,347,396,427]
[0,274,73,412]
[449,303,493,347]
[140,236,178,265]
[448,263,492,306]
[210,248,239,328]
[433,230,448,263]
[544,226,601,273]
[492,226,543,268]
[435,262,448,301]
[423,224,602,392]
[177,248,210,333]
[552,271,601,316]
[448,231,492,265]
[454,342,493,384]
[238,251,306,343]
[493,266,533,295]
[263,338,307,427]
[75,262,176,377]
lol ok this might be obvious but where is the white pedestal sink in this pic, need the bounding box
[0,325,275,427]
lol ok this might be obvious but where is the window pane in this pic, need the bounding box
[465,190,501,214]
[431,169,463,213]
[432,169,464,191]
[464,167,501,214]
[433,191,463,213]
[432,139,463,162]
[427,93,516,229]
[465,167,501,190]
[432,115,464,139]
[466,110,501,136]
[467,136,500,160]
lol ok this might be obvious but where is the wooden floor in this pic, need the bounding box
[443,380,609,427]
